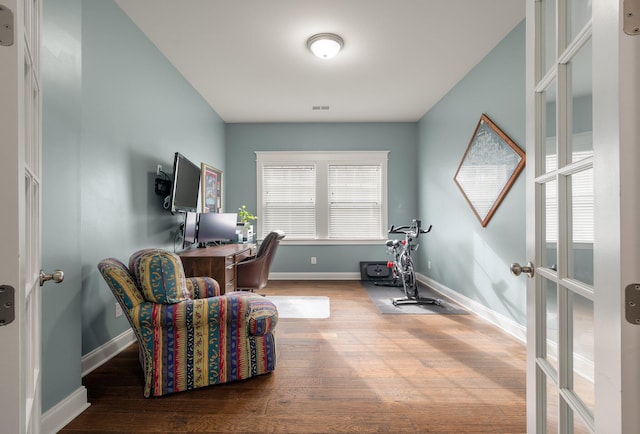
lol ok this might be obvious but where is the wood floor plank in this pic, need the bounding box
[61,281,526,433]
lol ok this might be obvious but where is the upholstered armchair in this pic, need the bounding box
[236,230,285,293]
[97,248,278,397]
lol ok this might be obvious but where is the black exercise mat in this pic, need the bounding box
[361,281,468,315]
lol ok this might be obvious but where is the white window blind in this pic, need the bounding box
[328,165,382,239]
[545,149,593,244]
[262,165,316,238]
[570,167,593,244]
[257,151,388,241]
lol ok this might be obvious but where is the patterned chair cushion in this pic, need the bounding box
[186,276,221,299]
[129,248,190,304]
[247,297,279,336]
[97,258,145,310]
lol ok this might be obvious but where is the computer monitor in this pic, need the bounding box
[197,212,238,244]
[182,211,198,249]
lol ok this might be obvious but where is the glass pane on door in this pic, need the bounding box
[543,180,558,270]
[568,168,593,285]
[567,0,592,43]
[546,375,559,433]
[542,0,557,74]
[571,291,594,414]
[570,40,593,163]
[545,277,559,372]
[544,80,558,173]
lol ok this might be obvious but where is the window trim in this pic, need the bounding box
[256,151,389,244]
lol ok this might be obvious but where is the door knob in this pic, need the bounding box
[510,262,535,278]
[39,269,64,286]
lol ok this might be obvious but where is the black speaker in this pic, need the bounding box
[359,261,392,281]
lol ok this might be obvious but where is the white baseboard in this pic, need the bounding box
[81,328,136,377]
[41,329,135,433]
[417,273,526,344]
[46,278,358,433]
[41,386,90,434]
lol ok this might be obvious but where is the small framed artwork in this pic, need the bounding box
[201,163,222,213]
[453,114,525,227]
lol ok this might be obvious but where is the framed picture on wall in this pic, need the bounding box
[201,163,222,213]
[453,113,525,227]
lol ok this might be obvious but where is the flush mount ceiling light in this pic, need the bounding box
[307,33,344,59]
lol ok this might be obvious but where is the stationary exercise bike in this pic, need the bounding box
[375,219,441,306]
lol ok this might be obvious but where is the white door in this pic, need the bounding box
[0,1,46,432]
[519,0,640,432]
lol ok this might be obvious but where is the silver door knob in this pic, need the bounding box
[510,262,535,278]
[39,269,64,286]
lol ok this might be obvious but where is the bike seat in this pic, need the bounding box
[386,239,401,248]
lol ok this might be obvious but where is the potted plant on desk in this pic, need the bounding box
[238,205,257,242]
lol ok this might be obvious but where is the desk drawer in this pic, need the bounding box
[225,261,235,282]
[224,256,236,292]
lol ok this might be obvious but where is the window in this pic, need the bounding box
[256,151,388,242]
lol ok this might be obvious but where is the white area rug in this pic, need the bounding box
[265,296,330,319]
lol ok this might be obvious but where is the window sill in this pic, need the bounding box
[279,239,387,246]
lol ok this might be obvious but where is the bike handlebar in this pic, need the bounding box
[388,219,432,238]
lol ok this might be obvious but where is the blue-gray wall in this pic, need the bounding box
[225,123,418,272]
[42,0,83,415]
[417,21,527,324]
[41,0,226,412]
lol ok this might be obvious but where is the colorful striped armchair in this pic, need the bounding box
[97,248,278,397]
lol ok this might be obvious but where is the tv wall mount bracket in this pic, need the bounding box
[0,4,14,46]
[624,0,640,35]
[0,285,15,326]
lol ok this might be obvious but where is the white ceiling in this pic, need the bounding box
[115,0,525,123]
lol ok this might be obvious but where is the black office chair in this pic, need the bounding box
[236,230,285,293]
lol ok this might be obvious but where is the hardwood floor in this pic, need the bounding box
[61,281,526,433]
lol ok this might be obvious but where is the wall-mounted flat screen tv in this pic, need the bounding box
[171,152,201,213]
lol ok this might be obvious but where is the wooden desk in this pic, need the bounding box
[179,243,256,294]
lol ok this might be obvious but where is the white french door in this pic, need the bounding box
[523,0,640,433]
[0,0,43,432]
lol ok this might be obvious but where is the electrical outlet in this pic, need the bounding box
[427,260,431,269]
[115,303,123,318]
[156,164,162,176]
[311,256,317,265]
